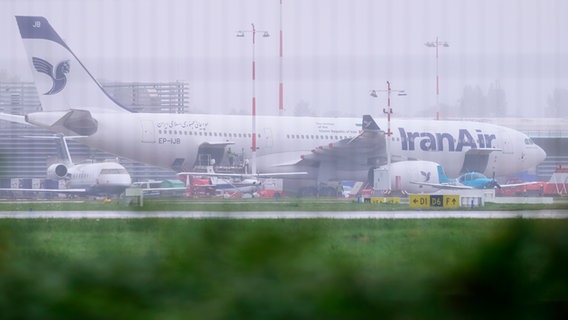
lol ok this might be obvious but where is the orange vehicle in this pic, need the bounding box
[184,177,216,198]
[496,165,568,197]
[257,189,284,199]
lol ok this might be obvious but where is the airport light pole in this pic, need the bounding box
[370,81,406,140]
[237,24,270,175]
[425,37,449,120]
[279,0,284,115]
[370,81,406,191]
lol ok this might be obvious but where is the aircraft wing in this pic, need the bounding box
[409,181,473,190]
[178,171,307,178]
[298,115,386,167]
[0,113,29,125]
[498,181,542,188]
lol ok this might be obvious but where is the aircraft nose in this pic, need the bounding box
[536,145,547,164]
[527,143,547,166]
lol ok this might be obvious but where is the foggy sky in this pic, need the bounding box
[1,0,567,118]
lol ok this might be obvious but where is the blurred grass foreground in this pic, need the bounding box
[0,219,567,319]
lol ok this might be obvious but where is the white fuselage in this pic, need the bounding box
[51,113,546,182]
[65,161,131,194]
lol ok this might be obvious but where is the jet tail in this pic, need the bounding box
[437,165,452,184]
[15,16,131,113]
[362,115,381,131]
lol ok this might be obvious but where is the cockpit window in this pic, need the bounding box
[459,172,485,183]
[524,138,535,145]
[470,172,485,180]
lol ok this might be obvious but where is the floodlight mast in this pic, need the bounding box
[425,36,449,120]
[369,81,406,138]
[279,0,284,115]
[370,81,406,192]
[237,24,270,175]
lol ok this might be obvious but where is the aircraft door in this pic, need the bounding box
[502,131,513,154]
[141,120,156,143]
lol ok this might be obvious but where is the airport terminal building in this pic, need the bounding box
[0,81,566,188]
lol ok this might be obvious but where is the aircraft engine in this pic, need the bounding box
[374,160,444,194]
[47,163,69,179]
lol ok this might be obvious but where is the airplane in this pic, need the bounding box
[0,16,547,195]
[179,166,263,197]
[0,135,132,196]
[373,160,533,193]
[408,162,501,191]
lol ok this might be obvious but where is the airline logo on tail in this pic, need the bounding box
[362,115,380,131]
[16,15,133,113]
[32,57,70,95]
[420,171,431,182]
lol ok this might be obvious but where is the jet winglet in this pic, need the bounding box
[362,115,380,131]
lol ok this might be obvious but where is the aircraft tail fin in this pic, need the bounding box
[362,115,381,131]
[15,16,131,113]
[437,165,452,184]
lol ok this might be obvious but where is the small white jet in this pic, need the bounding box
[0,16,547,195]
[0,135,132,196]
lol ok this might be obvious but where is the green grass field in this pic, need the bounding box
[1,218,568,319]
